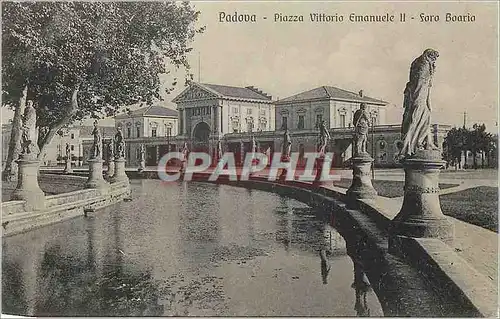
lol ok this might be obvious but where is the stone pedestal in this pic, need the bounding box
[389,150,454,250]
[347,154,377,201]
[312,156,331,188]
[11,158,45,211]
[85,159,109,190]
[106,160,115,179]
[110,158,129,184]
[63,159,73,174]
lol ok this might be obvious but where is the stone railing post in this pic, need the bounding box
[85,158,109,190]
[106,156,115,179]
[347,153,377,204]
[11,156,45,211]
[111,156,129,184]
[389,150,454,252]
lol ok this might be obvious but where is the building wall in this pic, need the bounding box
[116,116,178,139]
[276,99,386,131]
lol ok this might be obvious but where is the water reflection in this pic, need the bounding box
[2,181,383,317]
[351,260,372,317]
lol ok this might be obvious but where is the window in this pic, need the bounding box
[167,127,172,136]
[316,114,323,128]
[298,115,305,129]
[247,108,253,115]
[136,127,140,138]
[260,109,266,116]
[151,128,157,137]
[71,133,75,139]
[282,116,288,129]
[70,145,74,151]
[259,119,267,131]
[340,114,346,128]
[233,107,239,114]
[127,127,131,138]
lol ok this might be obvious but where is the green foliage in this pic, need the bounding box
[2,1,204,147]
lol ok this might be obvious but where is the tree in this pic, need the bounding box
[443,127,467,168]
[2,1,204,180]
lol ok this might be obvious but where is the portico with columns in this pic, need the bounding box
[173,82,275,156]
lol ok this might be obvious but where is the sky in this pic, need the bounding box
[2,1,498,132]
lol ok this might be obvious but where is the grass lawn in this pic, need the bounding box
[440,186,498,232]
[332,179,458,198]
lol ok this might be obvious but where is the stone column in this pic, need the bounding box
[11,157,45,211]
[389,150,454,250]
[182,109,187,135]
[85,158,109,190]
[347,153,377,202]
[111,157,129,184]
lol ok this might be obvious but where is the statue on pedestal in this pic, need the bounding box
[20,100,39,159]
[114,128,125,159]
[352,103,370,157]
[400,48,440,158]
[317,120,330,156]
[281,129,292,161]
[90,121,102,159]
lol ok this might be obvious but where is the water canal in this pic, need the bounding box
[2,180,383,316]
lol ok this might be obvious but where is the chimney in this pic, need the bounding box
[359,90,364,97]
[246,86,272,100]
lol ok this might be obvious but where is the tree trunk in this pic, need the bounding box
[481,151,484,168]
[37,85,80,159]
[472,151,477,169]
[2,85,28,182]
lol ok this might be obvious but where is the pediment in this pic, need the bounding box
[173,84,219,103]
[297,107,307,113]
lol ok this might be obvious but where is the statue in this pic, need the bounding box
[20,100,39,158]
[317,120,330,156]
[181,142,189,162]
[114,127,125,159]
[217,139,223,160]
[90,121,102,159]
[352,103,370,156]
[281,128,292,160]
[400,48,440,158]
[139,144,145,161]
[108,139,115,160]
[65,143,71,159]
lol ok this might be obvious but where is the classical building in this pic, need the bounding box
[113,104,179,166]
[172,82,274,151]
[275,86,388,131]
[117,82,453,168]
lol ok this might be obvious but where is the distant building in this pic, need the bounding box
[114,104,178,166]
[275,86,388,130]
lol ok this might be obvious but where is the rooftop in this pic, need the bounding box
[199,83,272,101]
[115,105,178,119]
[276,86,388,105]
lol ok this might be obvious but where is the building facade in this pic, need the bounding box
[114,104,179,167]
[172,82,274,151]
[275,86,388,131]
